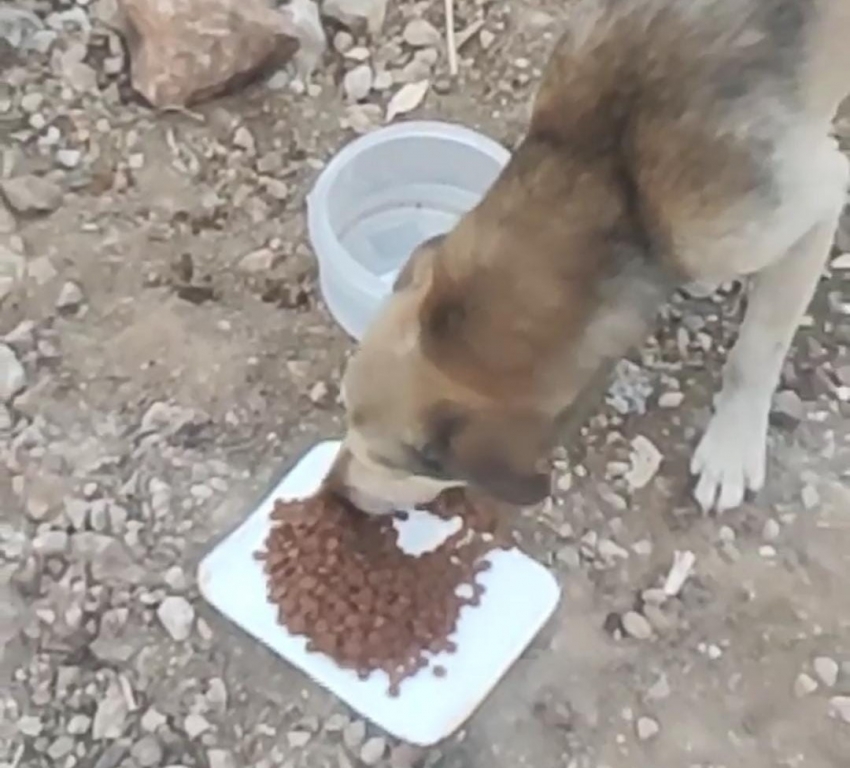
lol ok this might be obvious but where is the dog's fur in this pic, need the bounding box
[326,0,850,515]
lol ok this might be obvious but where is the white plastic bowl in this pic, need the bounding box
[307,121,511,340]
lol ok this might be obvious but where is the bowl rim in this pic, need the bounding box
[307,120,511,301]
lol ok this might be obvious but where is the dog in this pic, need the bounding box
[325,0,850,516]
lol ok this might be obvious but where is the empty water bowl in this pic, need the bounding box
[307,121,511,340]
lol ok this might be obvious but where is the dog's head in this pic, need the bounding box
[326,232,560,514]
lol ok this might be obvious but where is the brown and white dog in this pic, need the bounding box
[326,0,850,515]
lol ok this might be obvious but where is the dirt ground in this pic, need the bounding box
[2,2,850,768]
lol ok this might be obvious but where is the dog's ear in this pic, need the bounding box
[422,402,553,506]
[393,234,447,293]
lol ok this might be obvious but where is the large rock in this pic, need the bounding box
[120,0,300,108]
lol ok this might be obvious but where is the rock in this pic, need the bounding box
[830,696,850,724]
[233,125,255,153]
[0,7,45,49]
[360,736,387,765]
[636,716,660,741]
[121,0,299,108]
[801,484,820,511]
[814,656,839,688]
[343,63,373,101]
[0,343,26,403]
[793,672,818,698]
[208,749,237,768]
[56,280,85,312]
[140,707,167,733]
[622,611,653,640]
[607,359,653,415]
[17,715,42,737]
[131,735,163,767]
[625,435,663,490]
[207,677,228,712]
[33,530,69,556]
[0,175,63,215]
[157,596,194,641]
[238,247,276,272]
[48,736,76,760]
[390,744,425,768]
[645,673,671,701]
[658,390,683,408]
[184,713,210,738]
[289,0,326,78]
[93,681,129,740]
[323,0,387,34]
[287,730,312,749]
[92,743,128,768]
[831,253,850,270]
[772,389,804,425]
[403,18,441,48]
[140,400,205,436]
[342,719,366,750]
[0,244,26,303]
[67,714,92,735]
[762,518,780,542]
[324,713,349,732]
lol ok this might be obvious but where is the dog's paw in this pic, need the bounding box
[690,403,767,512]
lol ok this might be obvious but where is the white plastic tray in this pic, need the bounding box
[198,441,560,746]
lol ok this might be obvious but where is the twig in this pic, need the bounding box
[444,0,458,76]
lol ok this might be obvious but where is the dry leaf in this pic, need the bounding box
[385,80,430,122]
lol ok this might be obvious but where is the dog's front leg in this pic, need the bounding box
[691,160,848,511]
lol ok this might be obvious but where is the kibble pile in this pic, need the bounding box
[254,488,512,695]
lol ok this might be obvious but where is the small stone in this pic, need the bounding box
[233,125,256,153]
[390,744,425,768]
[17,715,43,737]
[56,148,83,169]
[184,712,211,739]
[360,736,387,765]
[56,280,84,312]
[342,719,366,750]
[207,677,228,711]
[324,713,349,732]
[323,0,387,34]
[762,519,780,542]
[773,389,804,424]
[597,538,629,561]
[635,716,659,741]
[287,730,311,749]
[208,750,237,768]
[48,735,76,760]
[334,30,353,52]
[33,529,69,555]
[658,391,684,408]
[555,544,580,570]
[131,735,163,768]
[0,175,63,215]
[343,63,373,101]
[793,672,818,698]
[801,484,819,510]
[403,18,441,47]
[645,673,671,701]
[141,707,167,733]
[309,380,330,404]
[479,28,495,50]
[92,681,129,740]
[830,696,850,724]
[238,247,276,273]
[624,435,663,490]
[67,714,91,735]
[622,611,653,640]
[813,656,839,688]
[0,343,26,403]
[157,595,194,641]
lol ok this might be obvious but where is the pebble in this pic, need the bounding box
[635,716,660,741]
[624,435,663,490]
[131,735,163,768]
[238,247,276,273]
[208,749,237,768]
[645,673,671,701]
[773,389,804,424]
[34,529,69,555]
[658,390,684,408]
[801,484,820,510]
[324,713,349,732]
[67,714,91,735]
[793,672,818,698]
[184,712,211,738]
[157,595,195,641]
[343,719,366,750]
[0,343,26,403]
[360,736,387,765]
[390,744,425,768]
[141,707,167,733]
[92,681,129,740]
[0,175,63,215]
[830,696,850,724]
[403,18,441,47]
[47,735,76,760]
[343,63,373,101]
[287,730,312,748]
[232,126,256,153]
[17,715,43,737]
[622,611,653,640]
[762,518,780,542]
[813,656,839,688]
[56,280,84,312]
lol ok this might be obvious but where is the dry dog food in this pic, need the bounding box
[254,488,512,695]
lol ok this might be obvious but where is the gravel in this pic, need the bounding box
[157,595,195,641]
